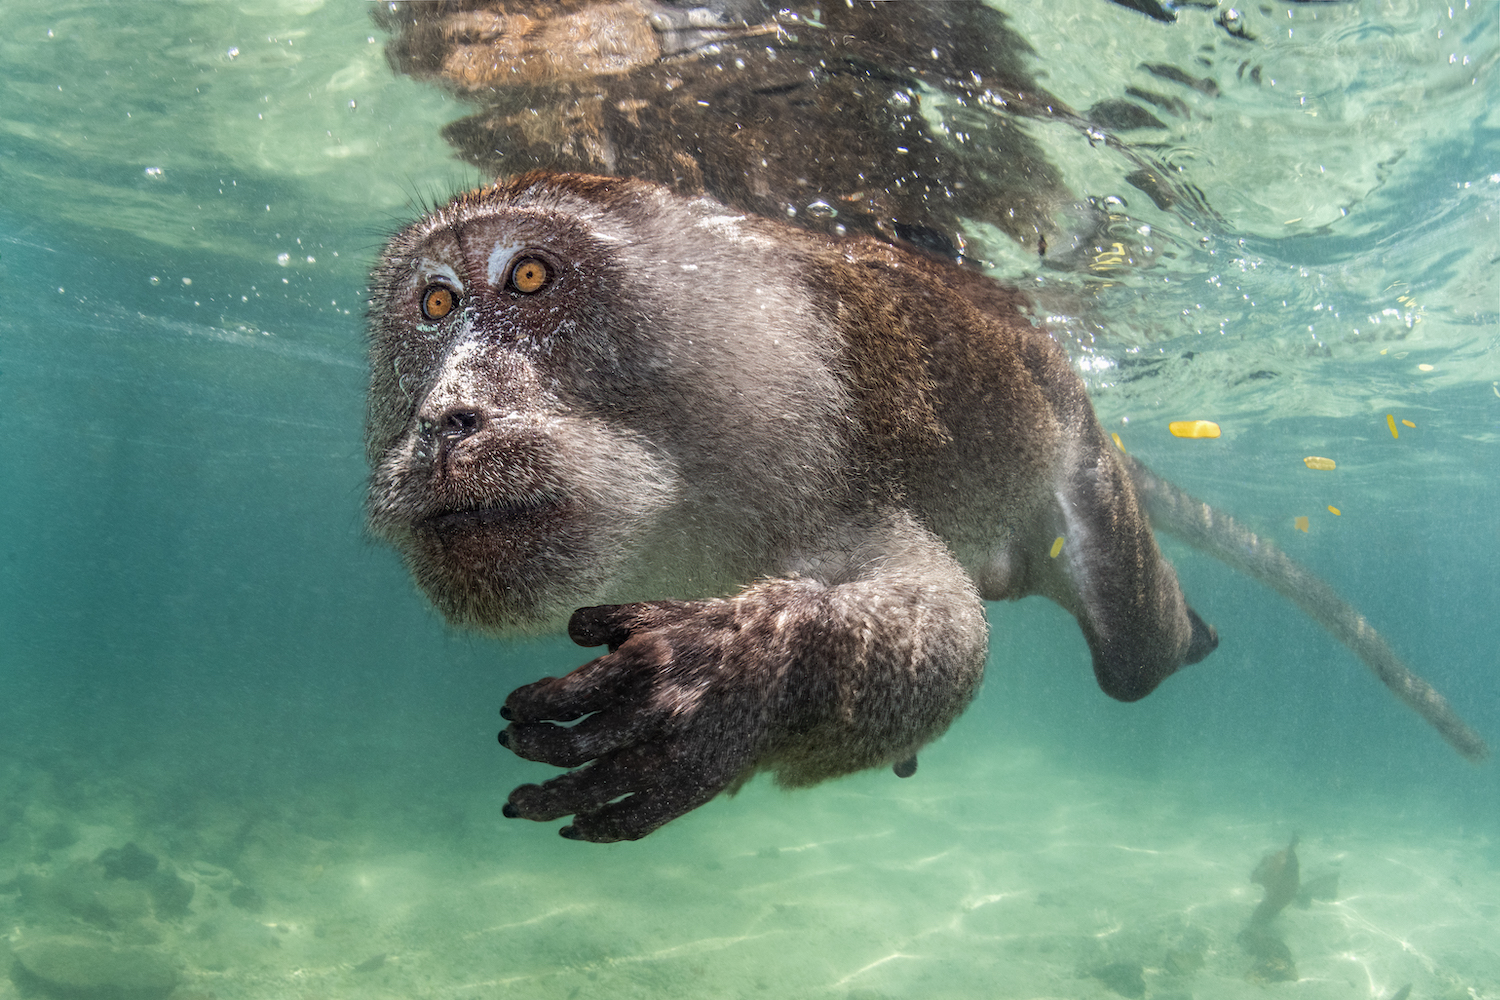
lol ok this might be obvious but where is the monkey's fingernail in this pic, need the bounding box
[502,803,520,819]
[559,825,583,840]
[500,705,514,721]
[497,730,510,748]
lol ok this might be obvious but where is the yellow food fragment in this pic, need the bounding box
[1380,348,1389,355]
[1294,516,1309,533]
[1049,536,1065,558]
[1168,420,1221,439]
[1387,414,1399,438]
[1111,432,1125,453]
[1303,456,1336,471]
[1418,363,1434,371]
[1327,505,1341,516]
[1401,419,1415,428]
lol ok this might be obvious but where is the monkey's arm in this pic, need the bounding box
[498,513,989,842]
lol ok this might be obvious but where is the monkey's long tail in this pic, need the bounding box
[1125,455,1488,762]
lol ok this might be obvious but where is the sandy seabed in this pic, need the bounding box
[1,745,1495,1000]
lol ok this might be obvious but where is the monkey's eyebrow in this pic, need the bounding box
[484,242,528,289]
[411,260,462,289]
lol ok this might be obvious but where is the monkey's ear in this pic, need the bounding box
[1044,439,1217,702]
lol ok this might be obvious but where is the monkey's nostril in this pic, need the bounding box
[438,407,483,440]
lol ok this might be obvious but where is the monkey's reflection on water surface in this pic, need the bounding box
[373,0,1085,262]
[364,171,1485,843]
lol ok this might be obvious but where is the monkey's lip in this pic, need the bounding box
[419,499,562,534]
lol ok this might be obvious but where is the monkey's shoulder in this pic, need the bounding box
[777,234,1088,468]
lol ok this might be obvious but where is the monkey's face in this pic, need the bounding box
[365,191,687,631]
[365,177,852,632]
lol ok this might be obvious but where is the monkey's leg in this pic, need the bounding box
[498,512,988,841]
[1043,430,1219,702]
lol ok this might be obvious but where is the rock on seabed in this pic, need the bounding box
[10,935,179,1000]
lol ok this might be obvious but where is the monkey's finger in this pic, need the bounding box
[502,745,664,823]
[567,605,638,648]
[562,767,730,843]
[500,710,656,767]
[501,650,650,723]
[567,601,706,648]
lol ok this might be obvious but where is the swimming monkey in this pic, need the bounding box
[366,173,1486,842]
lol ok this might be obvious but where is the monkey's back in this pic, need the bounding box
[808,238,1107,601]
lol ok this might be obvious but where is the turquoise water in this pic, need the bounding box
[1,2,1496,998]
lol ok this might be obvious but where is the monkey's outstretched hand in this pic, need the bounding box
[498,532,990,841]
[499,599,784,842]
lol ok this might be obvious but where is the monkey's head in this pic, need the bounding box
[365,173,853,632]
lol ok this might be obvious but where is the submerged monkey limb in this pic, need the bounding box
[1124,455,1488,762]
[499,514,989,842]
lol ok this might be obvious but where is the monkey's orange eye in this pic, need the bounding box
[509,257,550,294]
[421,284,456,320]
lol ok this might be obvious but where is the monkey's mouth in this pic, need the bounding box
[401,497,580,630]
[420,499,563,538]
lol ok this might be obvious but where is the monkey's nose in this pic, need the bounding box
[416,405,485,465]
